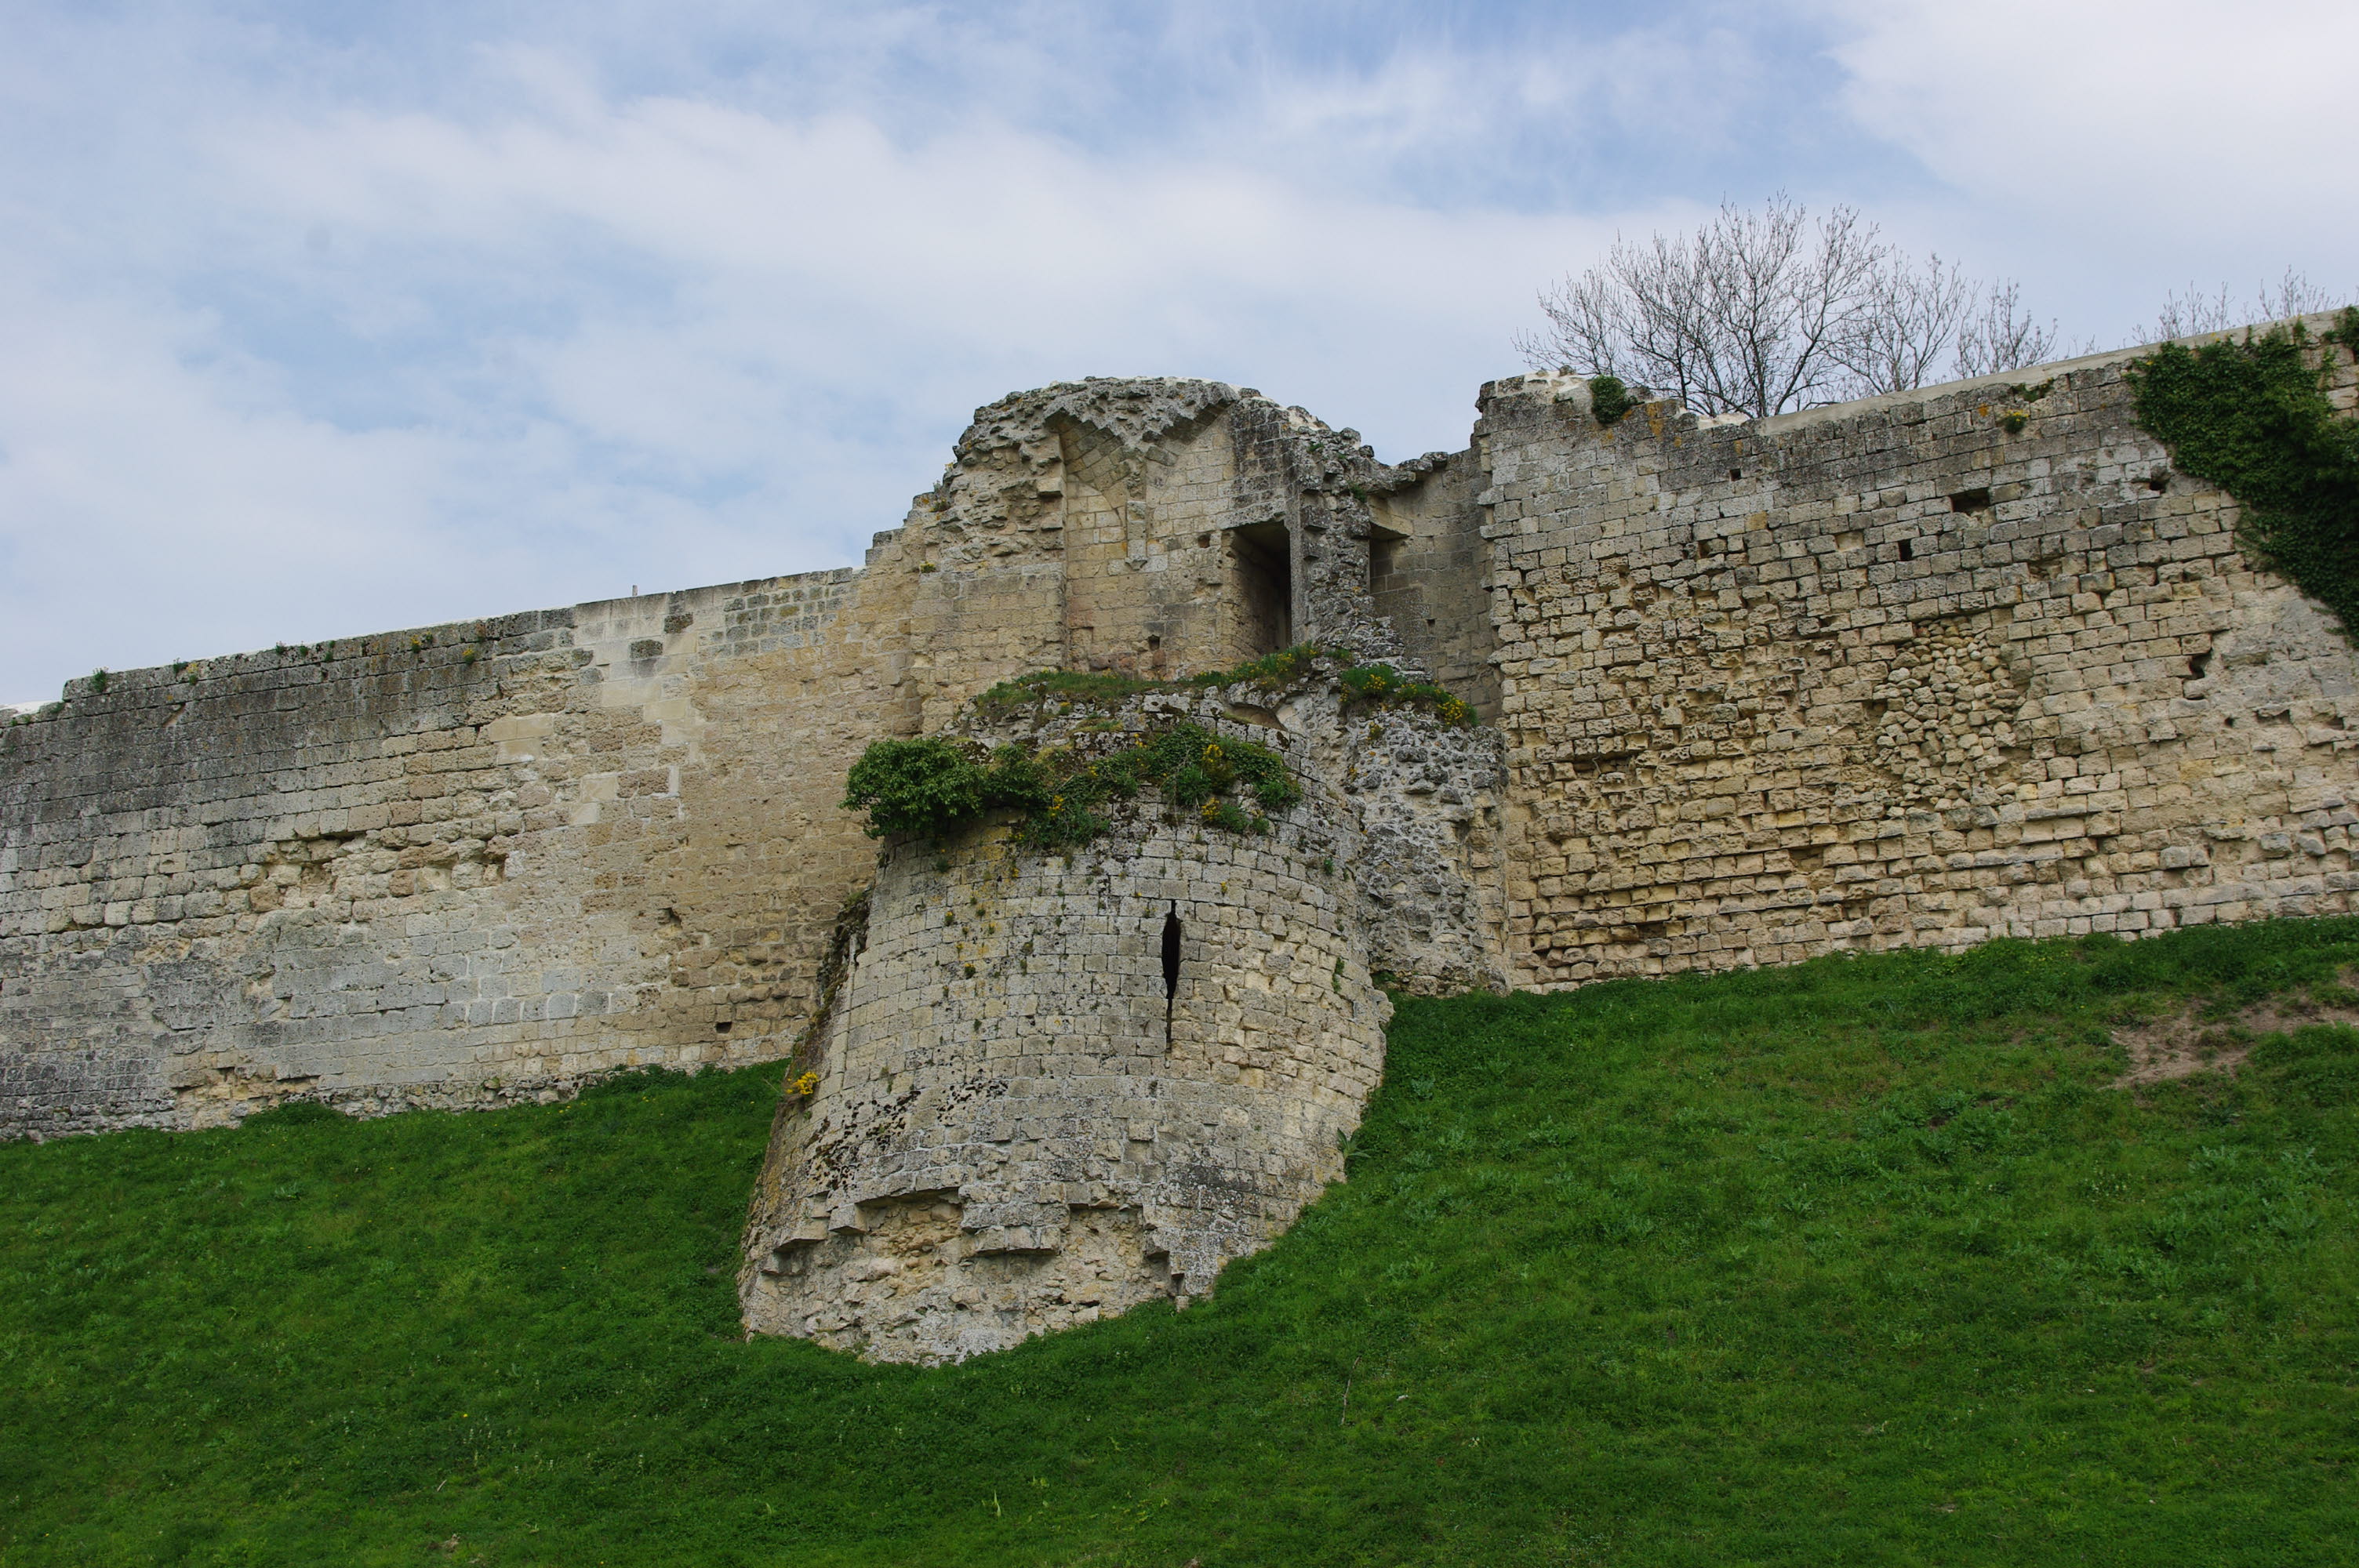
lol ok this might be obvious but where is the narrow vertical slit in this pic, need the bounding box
[1161,905,1182,1047]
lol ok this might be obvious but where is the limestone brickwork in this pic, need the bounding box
[742,808,1375,1365]
[0,571,915,1138]
[1482,320,2358,986]
[0,378,1443,1142]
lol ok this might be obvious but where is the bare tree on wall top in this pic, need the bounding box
[2150,268,2354,342]
[1518,194,2059,418]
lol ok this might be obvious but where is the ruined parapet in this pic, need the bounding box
[0,365,1501,1145]
[909,376,1476,700]
[740,663,1504,1361]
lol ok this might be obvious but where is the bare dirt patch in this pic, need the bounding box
[2111,982,2359,1089]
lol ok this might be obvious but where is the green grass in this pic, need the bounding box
[6,919,2359,1566]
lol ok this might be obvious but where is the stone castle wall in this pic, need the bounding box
[0,569,918,1138]
[0,379,1441,1140]
[1481,325,2359,987]
[9,317,2359,1360]
[5,325,2357,1145]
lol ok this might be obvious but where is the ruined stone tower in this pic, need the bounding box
[740,671,1504,1361]
[726,383,1512,1360]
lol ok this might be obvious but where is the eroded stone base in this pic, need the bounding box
[746,1193,1179,1363]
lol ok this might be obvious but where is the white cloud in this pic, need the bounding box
[1820,0,2359,337]
[198,77,1627,456]
[5,0,2348,702]
[1828,0,2357,208]
[0,267,506,681]
[0,27,1630,698]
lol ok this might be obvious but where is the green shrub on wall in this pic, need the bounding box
[840,738,997,838]
[842,720,1299,850]
[2128,313,2359,644]
[855,645,1477,849]
[1587,373,1634,428]
[973,644,1477,727]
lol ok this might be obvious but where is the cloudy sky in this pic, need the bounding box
[3,0,2353,702]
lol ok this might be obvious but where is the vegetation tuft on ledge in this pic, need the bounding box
[843,720,1299,849]
[974,644,1477,728]
[848,646,1476,850]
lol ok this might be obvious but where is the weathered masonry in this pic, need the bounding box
[740,674,1503,1361]
[7,321,2357,1356]
[0,381,1489,1143]
[1481,343,2355,984]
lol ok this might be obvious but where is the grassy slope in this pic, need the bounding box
[4,919,2358,1567]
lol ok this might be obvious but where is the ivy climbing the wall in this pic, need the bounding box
[842,720,1300,850]
[2128,311,2359,644]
